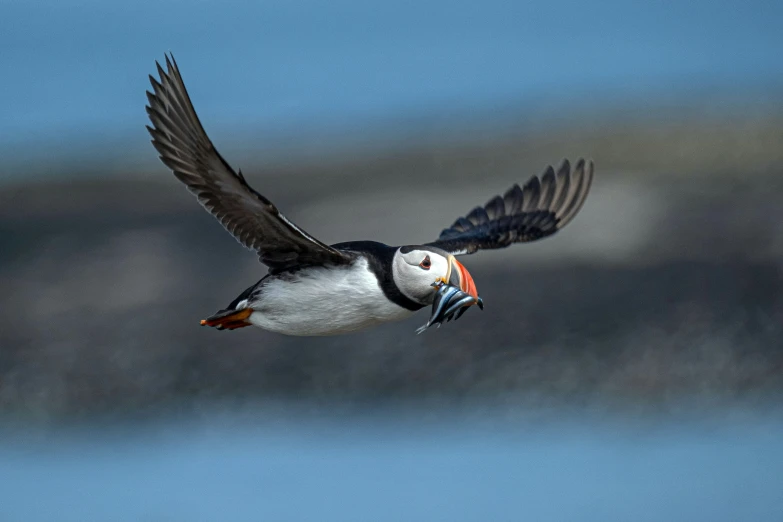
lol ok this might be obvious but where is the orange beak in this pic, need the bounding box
[446,255,479,300]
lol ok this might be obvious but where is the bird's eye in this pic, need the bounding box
[419,256,431,270]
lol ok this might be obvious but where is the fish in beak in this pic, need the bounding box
[417,256,483,334]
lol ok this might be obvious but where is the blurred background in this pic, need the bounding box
[2,0,783,520]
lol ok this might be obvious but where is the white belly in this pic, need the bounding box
[246,258,416,336]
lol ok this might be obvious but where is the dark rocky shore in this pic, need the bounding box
[2,113,782,422]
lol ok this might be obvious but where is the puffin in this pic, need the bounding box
[145,54,594,336]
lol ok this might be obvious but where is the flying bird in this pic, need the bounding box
[145,54,594,336]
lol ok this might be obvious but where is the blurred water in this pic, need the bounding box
[1,0,782,163]
[2,411,782,522]
[2,2,783,518]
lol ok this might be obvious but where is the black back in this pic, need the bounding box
[331,241,424,312]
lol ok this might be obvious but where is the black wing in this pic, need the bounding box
[145,54,352,273]
[427,158,594,255]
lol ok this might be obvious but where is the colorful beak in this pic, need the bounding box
[446,255,479,300]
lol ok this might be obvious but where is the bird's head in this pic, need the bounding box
[392,246,479,305]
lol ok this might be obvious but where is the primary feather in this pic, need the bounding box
[145,54,352,274]
[427,158,594,255]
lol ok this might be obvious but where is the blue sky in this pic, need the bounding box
[1,0,781,161]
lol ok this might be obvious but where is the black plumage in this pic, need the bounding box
[145,53,595,330]
[145,54,353,274]
[332,241,425,311]
[427,159,594,256]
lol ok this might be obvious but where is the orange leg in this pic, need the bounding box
[200,308,253,330]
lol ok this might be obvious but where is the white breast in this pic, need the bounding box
[246,257,416,336]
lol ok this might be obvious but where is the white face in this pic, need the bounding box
[391,248,451,305]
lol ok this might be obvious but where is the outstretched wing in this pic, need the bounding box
[145,54,352,273]
[426,158,594,255]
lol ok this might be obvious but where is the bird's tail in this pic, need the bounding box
[200,308,253,330]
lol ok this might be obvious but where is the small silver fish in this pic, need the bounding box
[416,281,484,334]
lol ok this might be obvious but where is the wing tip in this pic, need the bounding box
[429,156,596,255]
[554,156,595,228]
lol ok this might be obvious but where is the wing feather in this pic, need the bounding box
[427,159,594,255]
[145,54,352,273]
